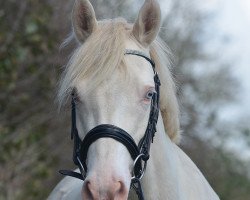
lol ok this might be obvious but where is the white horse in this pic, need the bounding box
[48,0,220,199]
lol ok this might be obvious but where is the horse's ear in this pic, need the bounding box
[132,0,161,47]
[72,0,97,43]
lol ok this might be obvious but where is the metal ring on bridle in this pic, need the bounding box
[132,153,148,180]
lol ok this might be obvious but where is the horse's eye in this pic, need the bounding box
[145,90,156,100]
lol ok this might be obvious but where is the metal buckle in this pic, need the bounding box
[154,72,161,85]
[132,154,147,180]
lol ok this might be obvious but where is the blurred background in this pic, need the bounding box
[0,0,250,199]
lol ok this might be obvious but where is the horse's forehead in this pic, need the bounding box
[77,61,153,95]
[75,38,154,97]
[76,69,124,91]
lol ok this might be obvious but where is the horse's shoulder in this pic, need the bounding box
[173,144,220,200]
[47,175,82,200]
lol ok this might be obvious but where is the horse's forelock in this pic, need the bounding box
[57,19,127,107]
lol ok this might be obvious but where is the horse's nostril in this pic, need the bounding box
[116,181,127,197]
[82,180,96,199]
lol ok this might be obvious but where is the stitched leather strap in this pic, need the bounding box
[80,124,140,162]
[79,124,142,176]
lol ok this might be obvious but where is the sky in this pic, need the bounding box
[204,0,250,120]
[200,0,250,160]
[161,0,250,120]
[161,0,250,160]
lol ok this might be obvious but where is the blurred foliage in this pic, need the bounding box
[182,136,250,200]
[0,1,64,199]
[0,0,249,199]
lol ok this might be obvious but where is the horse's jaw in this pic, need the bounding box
[139,113,183,200]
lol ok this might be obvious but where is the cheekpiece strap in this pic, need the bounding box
[71,92,82,167]
[131,178,145,200]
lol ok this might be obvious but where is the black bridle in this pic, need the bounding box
[59,49,161,200]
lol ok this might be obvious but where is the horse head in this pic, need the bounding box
[58,0,180,199]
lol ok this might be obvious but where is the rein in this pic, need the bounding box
[59,49,161,200]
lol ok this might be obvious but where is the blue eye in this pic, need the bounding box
[145,90,156,100]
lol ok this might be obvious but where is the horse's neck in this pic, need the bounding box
[136,114,219,200]
[138,113,184,200]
